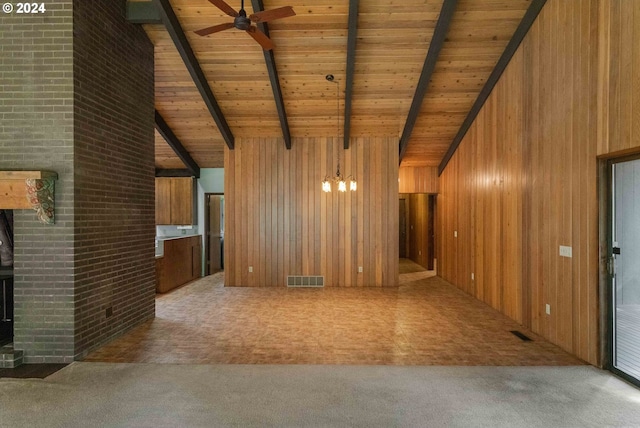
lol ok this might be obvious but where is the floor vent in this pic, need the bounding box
[287,276,324,288]
[510,331,532,341]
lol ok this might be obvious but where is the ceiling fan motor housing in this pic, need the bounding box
[235,9,251,30]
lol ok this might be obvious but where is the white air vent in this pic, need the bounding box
[287,276,324,288]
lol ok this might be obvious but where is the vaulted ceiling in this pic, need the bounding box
[135,0,536,172]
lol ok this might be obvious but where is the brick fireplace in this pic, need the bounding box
[0,1,156,363]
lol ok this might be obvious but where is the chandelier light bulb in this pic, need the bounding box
[349,178,357,191]
[322,178,332,193]
[338,179,347,192]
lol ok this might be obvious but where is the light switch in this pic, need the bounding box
[559,246,572,258]
[358,266,363,273]
[545,304,551,315]
[471,273,474,280]
[454,231,458,238]
[249,266,253,273]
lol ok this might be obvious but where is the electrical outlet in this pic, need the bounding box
[249,266,253,273]
[471,273,474,281]
[454,231,458,238]
[559,246,572,258]
[358,266,363,273]
[545,304,551,315]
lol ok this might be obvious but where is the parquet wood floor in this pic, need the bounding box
[86,263,584,366]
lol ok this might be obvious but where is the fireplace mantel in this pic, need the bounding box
[0,171,58,224]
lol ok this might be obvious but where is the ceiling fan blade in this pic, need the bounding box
[249,6,295,23]
[195,22,236,36]
[246,26,275,50]
[207,0,239,17]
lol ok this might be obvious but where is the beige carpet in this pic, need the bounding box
[1,363,639,427]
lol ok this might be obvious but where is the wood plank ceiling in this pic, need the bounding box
[139,0,533,170]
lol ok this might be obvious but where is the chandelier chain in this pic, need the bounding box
[336,80,340,175]
[321,74,356,193]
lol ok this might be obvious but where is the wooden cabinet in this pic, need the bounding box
[171,178,193,225]
[155,178,172,224]
[155,177,194,225]
[156,236,202,293]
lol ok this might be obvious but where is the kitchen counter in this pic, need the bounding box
[155,235,201,293]
[155,235,199,257]
[157,235,197,240]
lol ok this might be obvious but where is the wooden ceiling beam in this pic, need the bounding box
[438,0,547,175]
[155,110,201,178]
[343,0,359,150]
[398,0,458,163]
[155,169,194,178]
[152,0,235,150]
[250,0,292,150]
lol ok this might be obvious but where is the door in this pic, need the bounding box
[610,157,640,385]
[206,194,224,275]
[399,199,407,258]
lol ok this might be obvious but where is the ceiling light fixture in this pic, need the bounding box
[322,74,356,193]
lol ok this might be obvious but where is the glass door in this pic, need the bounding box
[611,158,640,385]
[0,210,13,346]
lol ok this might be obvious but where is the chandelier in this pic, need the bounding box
[322,74,356,193]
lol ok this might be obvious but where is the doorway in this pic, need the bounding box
[205,194,224,276]
[608,156,640,386]
[398,194,436,271]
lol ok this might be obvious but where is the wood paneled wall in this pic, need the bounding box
[437,0,640,366]
[399,166,439,194]
[225,137,399,287]
[597,0,640,156]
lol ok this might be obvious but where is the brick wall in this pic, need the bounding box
[72,0,155,358]
[0,2,75,363]
[0,1,155,362]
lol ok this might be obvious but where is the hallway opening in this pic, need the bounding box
[399,193,436,271]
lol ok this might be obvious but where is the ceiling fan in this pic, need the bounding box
[195,0,295,51]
